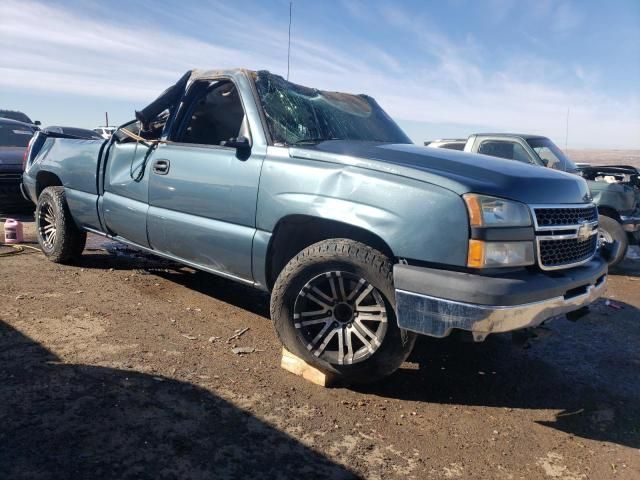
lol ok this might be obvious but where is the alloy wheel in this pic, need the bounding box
[293,271,388,365]
[598,227,613,247]
[38,201,57,249]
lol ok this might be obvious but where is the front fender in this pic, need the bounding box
[256,152,469,266]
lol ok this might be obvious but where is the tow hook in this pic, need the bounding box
[566,306,590,322]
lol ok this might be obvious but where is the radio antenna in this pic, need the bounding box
[287,1,292,80]
[565,107,569,150]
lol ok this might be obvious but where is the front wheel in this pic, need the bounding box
[270,239,416,384]
[36,186,86,264]
[598,215,627,267]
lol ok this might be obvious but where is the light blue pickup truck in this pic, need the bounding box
[23,69,610,383]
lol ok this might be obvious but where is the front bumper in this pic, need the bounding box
[394,258,607,341]
[620,214,640,232]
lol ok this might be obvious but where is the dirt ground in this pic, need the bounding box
[565,149,640,168]
[1,219,639,480]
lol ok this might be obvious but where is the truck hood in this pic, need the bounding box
[290,141,592,205]
[0,147,26,167]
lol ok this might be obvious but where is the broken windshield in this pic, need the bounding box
[252,71,411,146]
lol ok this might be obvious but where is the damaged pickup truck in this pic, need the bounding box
[23,70,610,383]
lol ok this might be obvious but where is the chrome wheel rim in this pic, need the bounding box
[38,201,57,249]
[293,271,388,365]
[599,227,613,246]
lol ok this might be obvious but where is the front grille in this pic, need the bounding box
[539,235,598,268]
[535,206,598,227]
[531,204,599,270]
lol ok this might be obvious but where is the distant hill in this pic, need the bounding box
[566,149,640,168]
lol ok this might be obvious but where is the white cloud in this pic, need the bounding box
[0,0,638,148]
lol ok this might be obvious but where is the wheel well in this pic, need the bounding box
[598,206,621,222]
[265,215,394,290]
[36,171,63,197]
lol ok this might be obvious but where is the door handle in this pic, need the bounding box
[153,159,170,175]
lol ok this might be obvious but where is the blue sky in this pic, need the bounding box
[1,0,639,148]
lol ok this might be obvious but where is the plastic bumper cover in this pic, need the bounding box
[394,258,607,341]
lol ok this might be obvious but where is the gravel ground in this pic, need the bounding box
[1,219,639,480]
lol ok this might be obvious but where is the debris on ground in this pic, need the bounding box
[231,346,261,355]
[605,299,624,310]
[557,408,585,418]
[227,327,250,343]
[181,334,198,340]
[208,336,220,343]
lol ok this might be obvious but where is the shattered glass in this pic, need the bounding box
[253,71,411,146]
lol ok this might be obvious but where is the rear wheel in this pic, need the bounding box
[598,215,627,267]
[270,239,416,384]
[36,187,86,263]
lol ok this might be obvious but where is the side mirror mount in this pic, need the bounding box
[540,158,549,167]
[34,120,41,126]
[221,136,251,149]
[221,136,252,160]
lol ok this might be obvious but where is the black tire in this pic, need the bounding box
[270,239,416,384]
[598,215,628,267]
[36,187,86,264]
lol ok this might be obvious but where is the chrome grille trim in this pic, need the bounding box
[529,203,599,271]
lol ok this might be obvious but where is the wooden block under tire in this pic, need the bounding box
[281,347,336,387]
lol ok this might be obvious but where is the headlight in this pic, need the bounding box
[463,194,532,227]
[467,240,535,268]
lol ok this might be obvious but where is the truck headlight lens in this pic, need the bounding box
[463,194,532,227]
[468,240,535,268]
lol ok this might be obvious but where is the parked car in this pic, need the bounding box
[0,110,40,126]
[428,133,640,266]
[0,118,37,212]
[23,69,610,383]
[93,126,116,139]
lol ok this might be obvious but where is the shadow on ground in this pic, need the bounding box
[74,243,640,451]
[358,297,640,450]
[0,321,357,480]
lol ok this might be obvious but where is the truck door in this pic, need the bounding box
[101,141,152,247]
[146,79,264,282]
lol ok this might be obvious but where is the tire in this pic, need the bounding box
[35,187,86,264]
[598,215,628,267]
[270,239,416,384]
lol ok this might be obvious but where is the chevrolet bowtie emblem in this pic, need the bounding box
[577,221,592,242]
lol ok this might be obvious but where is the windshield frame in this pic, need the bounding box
[526,137,578,172]
[251,71,412,147]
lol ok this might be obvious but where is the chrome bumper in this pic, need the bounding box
[395,273,607,342]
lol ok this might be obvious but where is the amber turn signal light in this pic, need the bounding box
[467,239,485,267]
[463,195,483,227]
